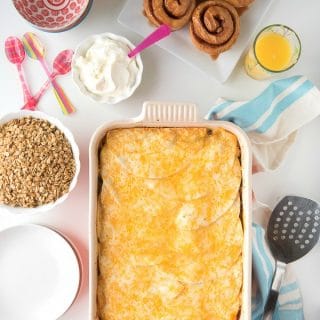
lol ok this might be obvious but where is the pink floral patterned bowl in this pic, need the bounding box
[12,0,93,32]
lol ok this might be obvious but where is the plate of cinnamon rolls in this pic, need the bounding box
[118,0,273,82]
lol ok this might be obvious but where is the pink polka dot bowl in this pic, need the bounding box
[12,0,93,32]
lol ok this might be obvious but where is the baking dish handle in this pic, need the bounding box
[138,101,198,123]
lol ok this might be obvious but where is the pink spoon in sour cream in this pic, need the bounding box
[128,24,171,58]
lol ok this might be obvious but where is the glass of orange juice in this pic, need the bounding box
[245,24,301,80]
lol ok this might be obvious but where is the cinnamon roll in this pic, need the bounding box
[144,0,196,30]
[224,0,254,7]
[236,6,249,16]
[189,0,240,59]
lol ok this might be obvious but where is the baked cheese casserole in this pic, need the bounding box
[98,127,243,320]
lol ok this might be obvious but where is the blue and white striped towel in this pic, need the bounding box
[205,75,320,319]
[206,75,320,171]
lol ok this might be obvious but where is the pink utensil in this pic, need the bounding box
[128,24,171,58]
[5,36,32,103]
[22,50,74,111]
[22,32,75,115]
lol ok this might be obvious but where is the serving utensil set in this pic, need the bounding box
[5,32,75,115]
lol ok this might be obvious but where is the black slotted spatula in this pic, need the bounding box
[263,196,320,320]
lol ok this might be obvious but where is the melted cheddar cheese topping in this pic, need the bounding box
[98,128,243,320]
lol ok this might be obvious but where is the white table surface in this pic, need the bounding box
[0,0,319,319]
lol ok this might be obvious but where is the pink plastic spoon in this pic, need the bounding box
[22,50,74,111]
[128,24,171,58]
[5,37,32,103]
[22,32,75,115]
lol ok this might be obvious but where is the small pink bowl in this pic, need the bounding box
[12,0,93,32]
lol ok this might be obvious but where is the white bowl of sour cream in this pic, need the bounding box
[72,33,143,104]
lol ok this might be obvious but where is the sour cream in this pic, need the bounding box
[73,34,143,103]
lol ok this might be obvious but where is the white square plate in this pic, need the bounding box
[118,0,274,83]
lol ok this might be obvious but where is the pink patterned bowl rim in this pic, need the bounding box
[12,0,92,32]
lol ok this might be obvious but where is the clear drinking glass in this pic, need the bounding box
[244,24,301,80]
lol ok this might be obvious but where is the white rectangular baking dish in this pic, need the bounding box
[89,101,252,320]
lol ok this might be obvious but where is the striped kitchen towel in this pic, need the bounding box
[206,75,320,171]
[205,75,320,319]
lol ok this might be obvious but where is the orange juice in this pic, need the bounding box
[255,32,292,71]
[245,25,301,80]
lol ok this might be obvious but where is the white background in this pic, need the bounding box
[0,0,319,319]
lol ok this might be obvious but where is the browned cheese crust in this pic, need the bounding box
[97,127,243,320]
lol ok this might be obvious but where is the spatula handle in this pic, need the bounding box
[263,260,287,320]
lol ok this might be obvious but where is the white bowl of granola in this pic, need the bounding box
[0,111,80,214]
